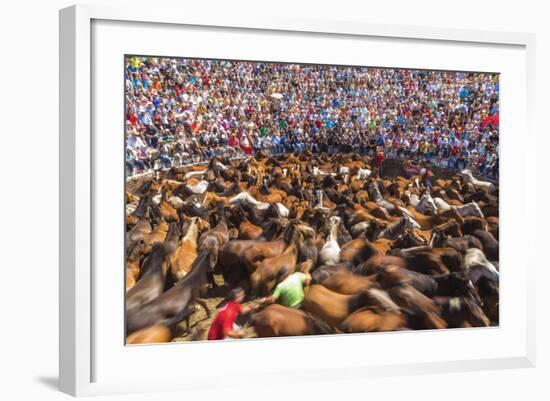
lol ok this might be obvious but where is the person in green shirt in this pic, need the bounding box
[260,270,311,309]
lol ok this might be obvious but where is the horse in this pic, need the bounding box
[434,296,490,328]
[339,233,380,267]
[126,248,215,335]
[353,254,407,276]
[249,223,303,296]
[302,285,377,327]
[415,192,438,215]
[125,243,170,314]
[471,229,499,261]
[126,239,146,291]
[376,265,438,297]
[389,246,452,275]
[198,204,229,269]
[339,307,408,333]
[253,304,337,337]
[169,217,202,282]
[366,180,396,212]
[463,248,499,281]
[318,216,341,266]
[459,170,496,192]
[317,269,378,295]
[376,214,420,240]
[430,232,483,255]
[126,324,172,344]
[388,285,447,329]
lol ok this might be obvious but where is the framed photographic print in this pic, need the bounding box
[59,4,536,397]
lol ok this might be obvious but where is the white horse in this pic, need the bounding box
[355,168,372,180]
[464,248,499,281]
[350,221,370,237]
[339,166,350,175]
[415,193,438,214]
[215,161,230,171]
[455,202,484,219]
[186,180,209,195]
[184,170,207,180]
[433,197,453,213]
[459,170,496,192]
[406,191,420,207]
[416,193,454,214]
[273,202,290,218]
[313,166,336,177]
[313,190,331,212]
[168,195,185,209]
[319,216,341,266]
[229,191,289,217]
[126,201,138,215]
[229,192,270,210]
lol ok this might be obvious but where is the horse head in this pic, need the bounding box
[416,192,437,215]
[403,213,421,230]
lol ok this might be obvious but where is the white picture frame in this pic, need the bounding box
[59,4,536,397]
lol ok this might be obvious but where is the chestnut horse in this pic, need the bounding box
[253,304,336,337]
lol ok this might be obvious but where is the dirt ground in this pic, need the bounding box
[171,274,258,342]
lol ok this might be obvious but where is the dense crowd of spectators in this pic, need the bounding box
[125,56,499,179]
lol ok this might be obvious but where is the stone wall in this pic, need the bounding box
[381,158,460,180]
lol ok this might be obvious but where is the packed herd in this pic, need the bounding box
[125,151,499,343]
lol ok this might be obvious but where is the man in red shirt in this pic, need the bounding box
[207,288,256,340]
[373,147,385,172]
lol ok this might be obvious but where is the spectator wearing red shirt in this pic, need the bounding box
[126,111,138,126]
[374,147,385,168]
[208,287,257,340]
[240,134,254,155]
[228,133,240,149]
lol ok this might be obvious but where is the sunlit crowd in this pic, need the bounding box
[125,56,499,179]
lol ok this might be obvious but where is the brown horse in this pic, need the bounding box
[253,304,337,337]
[388,285,447,329]
[169,217,202,282]
[126,243,170,314]
[126,239,146,291]
[339,307,408,333]
[471,229,499,261]
[249,224,302,295]
[242,237,287,273]
[353,254,407,276]
[434,296,490,328]
[125,222,180,313]
[126,248,214,335]
[339,234,380,267]
[126,324,172,344]
[389,246,453,275]
[317,270,378,295]
[199,206,230,287]
[302,284,375,327]
[143,219,169,253]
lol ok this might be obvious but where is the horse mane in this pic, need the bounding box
[125,239,142,259]
[164,222,180,252]
[173,248,211,289]
[139,242,167,278]
[131,195,149,218]
[134,180,153,198]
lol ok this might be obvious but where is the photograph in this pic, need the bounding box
[124,55,500,344]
